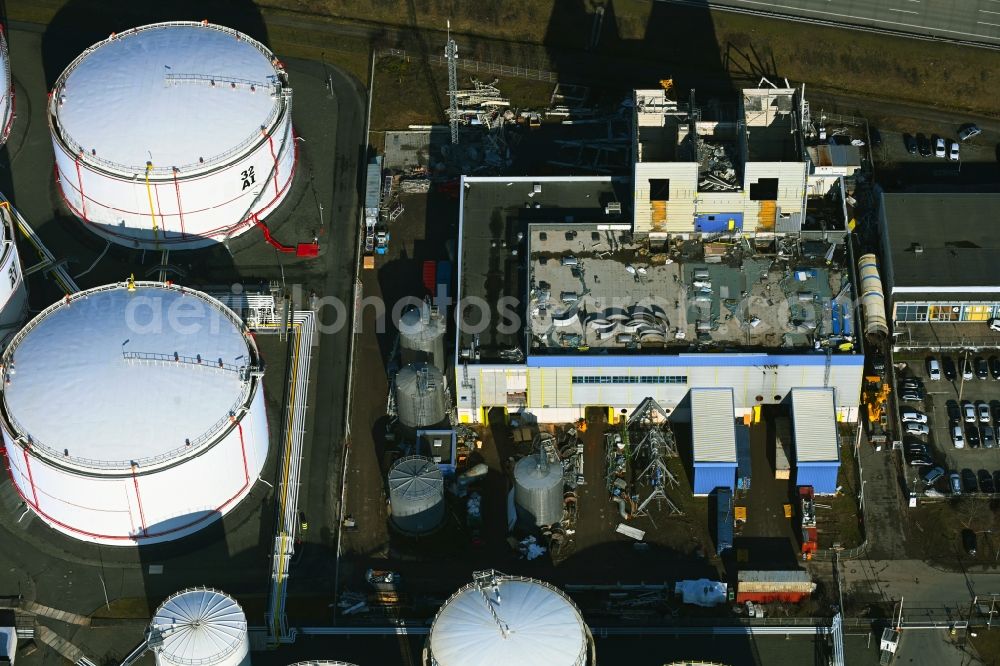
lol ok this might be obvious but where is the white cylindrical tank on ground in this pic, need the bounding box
[399,303,446,372]
[426,571,593,666]
[857,253,889,343]
[0,282,269,545]
[0,26,14,144]
[514,454,564,526]
[48,22,296,249]
[150,588,249,666]
[388,455,445,534]
[0,194,28,338]
[395,363,448,429]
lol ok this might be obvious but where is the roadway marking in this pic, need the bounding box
[980,9,1000,14]
[979,20,1000,26]
[889,7,919,14]
[721,0,1000,41]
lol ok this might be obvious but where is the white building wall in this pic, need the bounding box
[1,384,268,545]
[456,360,863,424]
[634,162,697,234]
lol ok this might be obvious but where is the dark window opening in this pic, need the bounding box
[650,179,670,201]
[749,178,779,201]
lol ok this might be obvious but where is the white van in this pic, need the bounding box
[927,357,941,381]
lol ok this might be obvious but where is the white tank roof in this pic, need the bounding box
[150,588,247,664]
[51,22,286,174]
[429,575,588,666]
[3,283,255,471]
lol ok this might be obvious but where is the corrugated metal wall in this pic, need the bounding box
[795,463,840,494]
[694,463,736,495]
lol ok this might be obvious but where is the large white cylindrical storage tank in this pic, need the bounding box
[426,571,594,666]
[857,253,889,344]
[0,282,269,545]
[395,363,448,429]
[48,22,296,249]
[388,455,445,535]
[514,454,565,526]
[399,304,446,372]
[150,588,249,666]
[0,195,28,337]
[0,25,14,145]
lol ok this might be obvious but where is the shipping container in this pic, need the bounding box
[422,261,437,295]
[736,570,815,603]
[715,487,733,555]
[436,260,452,302]
[774,416,792,480]
[736,425,751,491]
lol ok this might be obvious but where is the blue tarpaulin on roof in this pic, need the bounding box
[695,212,743,232]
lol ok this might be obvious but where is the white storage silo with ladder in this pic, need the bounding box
[0,282,269,545]
[149,588,250,666]
[48,21,296,249]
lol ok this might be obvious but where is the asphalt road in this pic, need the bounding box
[660,0,1000,46]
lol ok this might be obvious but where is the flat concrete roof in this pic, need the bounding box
[883,193,1000,294]
[457,177,629,362]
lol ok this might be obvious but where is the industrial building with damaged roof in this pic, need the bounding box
[454,176,864,426]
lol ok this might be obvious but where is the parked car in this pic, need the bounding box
[901,390,924,403]
[963,468,979,493]
[952,425,966,449]
[964,358,975,380]
[958,124,982,141]
[870,127,882,147]
[980,470,996,494]
[926,357,941,380]
[964,401,977,423]
[984,425,996,449]
[947,400,961,424]
[950,471,963,495]
[922,466,945,484]
[968,426,981,448]
[993,471,1000,494]
[949,140,960,161]
[904,422,930,436]
[991,356,1000,380]
[904,133,918,155]
[917,133,931,157]
[979,401,991,423]
[934,135,946,158]
[905,439,930,456]
[873,350,887,373]
[907,454,935,467]
[976,357,989,379]
[943,356,957,380]
[901,410,928,424]
[989,317,1000,332]
[962,528,978,557]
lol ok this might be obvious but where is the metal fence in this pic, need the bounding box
[377,47,558,83]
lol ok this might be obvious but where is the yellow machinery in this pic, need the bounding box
[864,375,890,425]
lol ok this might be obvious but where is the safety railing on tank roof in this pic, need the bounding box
[48,21,290,178]
[50,87,288,177]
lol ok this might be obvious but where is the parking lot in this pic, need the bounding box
[896,352,1000,493]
